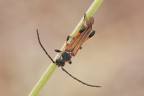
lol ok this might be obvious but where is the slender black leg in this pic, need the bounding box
[55,49,62,53]
[68,60,72,64]
[79,26,86,33]
[89,30,96,38]
[66,36,70,41]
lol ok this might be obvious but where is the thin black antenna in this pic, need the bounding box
[61,67,101,87]
[36,29,55,63]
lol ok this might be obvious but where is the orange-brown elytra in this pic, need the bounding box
[65,14,95,56]
[36,14,101,87]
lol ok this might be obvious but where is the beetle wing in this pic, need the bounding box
[66,31,84,52]
[71,27,92,56]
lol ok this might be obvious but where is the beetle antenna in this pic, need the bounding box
[61,67,101,87]
[36,29,55,63]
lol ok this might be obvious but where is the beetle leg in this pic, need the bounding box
[68,60,72,64]
[55,49,62,53]
[84,30,96,42]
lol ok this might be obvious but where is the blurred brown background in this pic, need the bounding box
[0,0,144,96]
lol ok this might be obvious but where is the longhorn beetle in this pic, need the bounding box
[36,14,101,87]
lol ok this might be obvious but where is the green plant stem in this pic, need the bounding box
[29,0,104,96]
